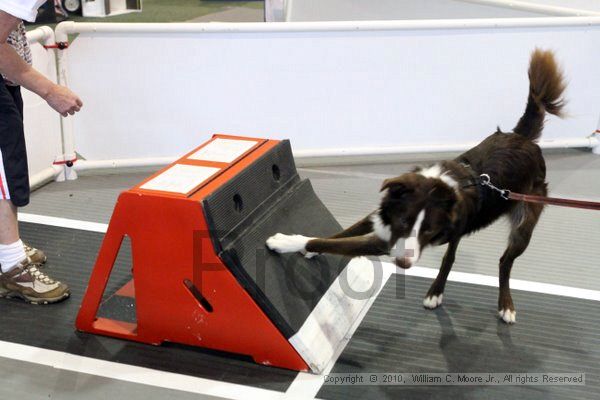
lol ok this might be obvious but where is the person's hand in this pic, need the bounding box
[44,84,83,117]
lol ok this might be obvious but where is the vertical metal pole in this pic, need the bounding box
[592,116,600,155]
[54,22,78,181]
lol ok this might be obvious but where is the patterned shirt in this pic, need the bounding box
[2,22,32,86]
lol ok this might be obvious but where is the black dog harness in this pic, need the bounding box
[457,162,488,212]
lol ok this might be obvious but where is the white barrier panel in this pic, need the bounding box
[285,0,552,22]
[59,19,600,162]
[23,28,62,184]
[270,0,600,23]
[492,0,600,14]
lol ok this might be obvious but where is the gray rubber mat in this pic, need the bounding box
[0,222,297,392]
[0,357,224,400]
[318,274,600,400]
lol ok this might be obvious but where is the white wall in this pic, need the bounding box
[282,0,600,22]
[525,0,600,13]
[23,38,62,178]
[286,0,548,21]
[64,21,600,161]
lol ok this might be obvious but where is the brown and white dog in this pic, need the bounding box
[266,49,566,324]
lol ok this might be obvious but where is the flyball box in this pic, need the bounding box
[76,134,376,373]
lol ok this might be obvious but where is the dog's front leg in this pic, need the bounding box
[307,234,390,257]
[267,233,389,258]
[328,213,376,239]
[423,238,461,309]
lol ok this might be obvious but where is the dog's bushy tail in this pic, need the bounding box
[513,49,566,141]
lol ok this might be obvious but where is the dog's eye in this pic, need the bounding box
[388,192,411,205]
[389,191,407,199]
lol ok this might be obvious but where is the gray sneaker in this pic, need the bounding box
[0,260,69,304]
[24,243,47,265]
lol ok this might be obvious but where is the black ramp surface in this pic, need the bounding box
[0,222,297,391]
[203,140,350,338]
[318,275,600,400]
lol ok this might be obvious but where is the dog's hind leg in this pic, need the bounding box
[498,200,544,324]
[267,233,389,257]
[423,238,461,309]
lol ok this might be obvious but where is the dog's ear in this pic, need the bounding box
[428,184,457,210]
[381,178,408,194]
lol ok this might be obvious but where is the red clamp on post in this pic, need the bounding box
[53,156,77,168]
[43,42,69,50]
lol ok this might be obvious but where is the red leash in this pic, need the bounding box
[479,174,600,211]
[508,192,600,211]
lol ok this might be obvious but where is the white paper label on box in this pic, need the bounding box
[140,164,220,194]
[188,138,258,163]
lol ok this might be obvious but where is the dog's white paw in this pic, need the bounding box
[266,233,313,254]
[303,251,318,259]
[498,309,516,324]
[423,294,443,309]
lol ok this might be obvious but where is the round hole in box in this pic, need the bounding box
[233,194,243,212]
[272,164,281,181]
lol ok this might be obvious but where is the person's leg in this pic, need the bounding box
[3,84,46,265]
[0,81,26,270]
[0,84,21,244]
[0,200,18,244]
[2,84,30,207]
[0,199,27,271]
[0,80,68,303]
